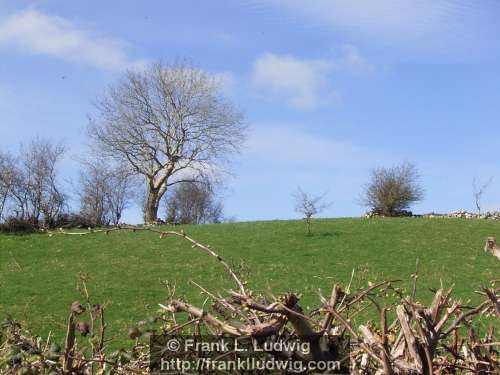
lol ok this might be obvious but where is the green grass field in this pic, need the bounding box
[1,218,499,349]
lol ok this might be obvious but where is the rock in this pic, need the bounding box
[366,210,500,220]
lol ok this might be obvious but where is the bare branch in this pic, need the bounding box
[472,176,493,214]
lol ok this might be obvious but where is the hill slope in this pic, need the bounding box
[1,218,499,347]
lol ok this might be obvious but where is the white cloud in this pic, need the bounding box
[252,53,336,109]
[252,48,372,109]
[0,9,139,70]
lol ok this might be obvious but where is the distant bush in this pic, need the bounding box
[165,182,223,225]
[0,217,36,233]
[0,213,117,232]
[361,162,424,217]
[52,213,96,229]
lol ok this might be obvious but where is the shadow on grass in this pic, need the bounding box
[304,231,339,238]
[0,231,39,236]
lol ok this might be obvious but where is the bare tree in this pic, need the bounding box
[361,162,424,217]
[107,168,136,225]
[0,154,29,221]
[78,160,135,226]
[20,139,66,226]
[472,176,492,214]
[0,152,17,220]
[79,162,112,226]
[165,181,223,224]
[88,61,245,224]
[293,187,331,235]
[0,140,67,226]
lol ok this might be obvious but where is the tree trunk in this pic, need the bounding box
[143,188,161,224]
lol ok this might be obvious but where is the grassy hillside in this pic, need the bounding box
[1,218,499,349]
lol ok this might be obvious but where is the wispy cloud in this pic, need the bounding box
[213,71,237,95]
[252,47,371,109]
[246,125,362,166]
[213,31,238,44]
[252,53,334,109]
[266,0,494,57]
[0,9,143,70]
[333,44,374,74]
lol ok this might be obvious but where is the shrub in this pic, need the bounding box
[52,213,96,229]
[165,182,223,225]
[361,162,424,217]
[0,217,36,233]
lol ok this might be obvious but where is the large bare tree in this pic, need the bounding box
[88,61,245,223]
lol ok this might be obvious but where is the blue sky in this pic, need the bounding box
[1,0,499,222]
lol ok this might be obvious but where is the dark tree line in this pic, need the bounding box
[0,138,225,228]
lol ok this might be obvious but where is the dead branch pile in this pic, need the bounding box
[0,226,498,374]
